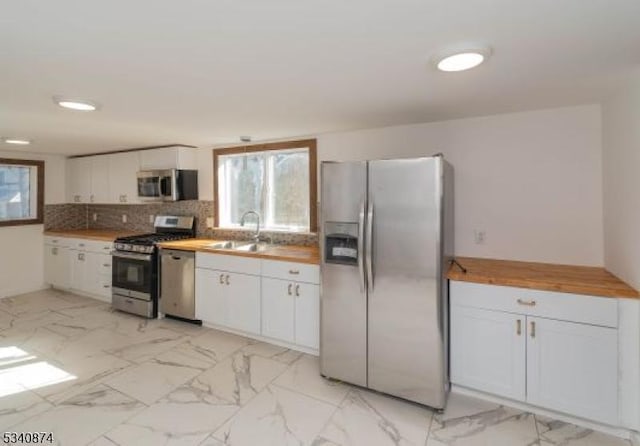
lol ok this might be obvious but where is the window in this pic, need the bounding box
[214,139,317,233]
[0,159,44,227]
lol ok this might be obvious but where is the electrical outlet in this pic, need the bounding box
[122,214,128,223]
[92,213,97,222]
[206,217,214,229]
[149,215,154,224]
[474,230,486,245]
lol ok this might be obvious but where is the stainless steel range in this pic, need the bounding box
[111,215,195,318]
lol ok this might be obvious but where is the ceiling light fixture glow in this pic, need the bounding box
[434,47,492,72]
[2,138,31,145]
[54,96,99,111]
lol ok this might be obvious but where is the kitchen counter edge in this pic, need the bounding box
[157,239,320,265]
[447,256,639,299]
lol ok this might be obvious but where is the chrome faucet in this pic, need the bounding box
[240,211,261,242]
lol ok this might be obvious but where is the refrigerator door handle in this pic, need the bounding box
[366,201,374,291]
[358,200,366,293]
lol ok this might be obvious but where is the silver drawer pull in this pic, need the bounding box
[289,270,300,275]
[288,284,292,295]
[219,274,224,284]
[225,274,230,285]
[295,284,300,297]
[103,285,110,288]
[517,299,536,307]
[103,263,110,267]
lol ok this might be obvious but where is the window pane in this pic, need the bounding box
[269,151,309,230]
[0,166,32,221]
[222,154,265,225]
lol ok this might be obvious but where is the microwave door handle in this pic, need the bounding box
[358,200,366,293]
[366,201,374,291]
[159,176,169,197]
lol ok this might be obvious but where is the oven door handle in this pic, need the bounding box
[110,251,152,261]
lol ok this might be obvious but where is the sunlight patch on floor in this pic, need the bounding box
[0,346,76,398]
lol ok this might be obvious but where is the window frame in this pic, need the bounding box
[0,158,45,227]
[213,139,317,233]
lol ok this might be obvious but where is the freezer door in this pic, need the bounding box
[320,161,368,387]
[367,157,446,408]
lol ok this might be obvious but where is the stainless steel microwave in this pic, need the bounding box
[137,169,198,202]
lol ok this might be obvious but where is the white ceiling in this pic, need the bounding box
[1,0,639,155]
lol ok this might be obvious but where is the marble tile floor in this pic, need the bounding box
[0,289,631,446]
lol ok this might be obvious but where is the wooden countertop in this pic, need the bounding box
[44,229,139,242]
[157,239,320,265]
[447,256,639,299]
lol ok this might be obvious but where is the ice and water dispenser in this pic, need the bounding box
[324,222,359,265]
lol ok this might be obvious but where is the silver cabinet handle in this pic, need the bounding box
[517,299,536,307]
[103,246,110,250]
[366,201,374,291]
[225,274,230,285]
[530,321,536,338]
[103,285,110,288]
[90,195,95,203]
[288,284,292,295]
[103,263,110,267]
[219,274,224,284]
[78,253,85,261]
[288,270,300,275]
[516,319,522,336]
[79,243,85,247]
[122,195,127,203]
[358,200,366,293]
[52,247,58,255]
[295,284,300,297]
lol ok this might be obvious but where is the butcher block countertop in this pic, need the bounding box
[158,239,320,265]
[44,229,138,242]
[447,256,639,299]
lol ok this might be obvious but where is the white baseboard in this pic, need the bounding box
[200,320,319,356]
[0,283,49,299]
[451,385,631,440]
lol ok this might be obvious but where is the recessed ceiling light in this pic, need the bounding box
[434,47,492,72]
[2,138,31,145]
[53,96,100,111]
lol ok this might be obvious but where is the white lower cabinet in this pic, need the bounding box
[195,266,260,335]
[45,237,112,302]
[195,253,320,352]
[450,306,525,401]
[526,316,618,425]
[450,280,619,425]
[262,278,295,343]
[44,243,71,289]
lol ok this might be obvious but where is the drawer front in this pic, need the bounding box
[84,240,114,253]
[196,252,261,275]
[44,236,72,247]
[450,281,618,328]
[262,260,320,284]
[112,294,153,318]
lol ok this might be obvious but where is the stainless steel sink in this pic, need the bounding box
[207,241,245,249]
[233,243,268,252]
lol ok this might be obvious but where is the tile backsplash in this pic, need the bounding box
[44,200,318,246]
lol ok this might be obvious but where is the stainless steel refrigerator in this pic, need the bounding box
[320,155,453,409]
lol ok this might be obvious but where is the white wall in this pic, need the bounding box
[207,105,603,265]
[0,151,66,298]
[602,74,640,290]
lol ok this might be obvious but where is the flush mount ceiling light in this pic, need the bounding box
[2,137,31,145]
[434,47,492,72]
[53,96,100,111]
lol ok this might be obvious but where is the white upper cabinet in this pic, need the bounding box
[108,152,140,204]
[66,157,91,203]
[139,146,197,170]
[90,157,110,203]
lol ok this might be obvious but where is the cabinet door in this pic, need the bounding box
[294,282,319,349]
[44,244,59,287]
[262,278,295,343]
[108,152,140,204]
[195,268,227,325]
[526,317,618,424]
[54,246,71,289]
[90,252,112,301]
[90,157,110,203]
[226,272,260,334]
[450,305,526,401]
[139,147,178,170]
[67,158,91,203]
[70,249,89,292]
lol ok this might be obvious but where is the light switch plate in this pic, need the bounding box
[206,217,214,228]
[122,214,128,223]
[92,213,97,222]
[149,215,154,223]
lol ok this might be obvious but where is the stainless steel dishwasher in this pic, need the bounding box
[160,249,197,321]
